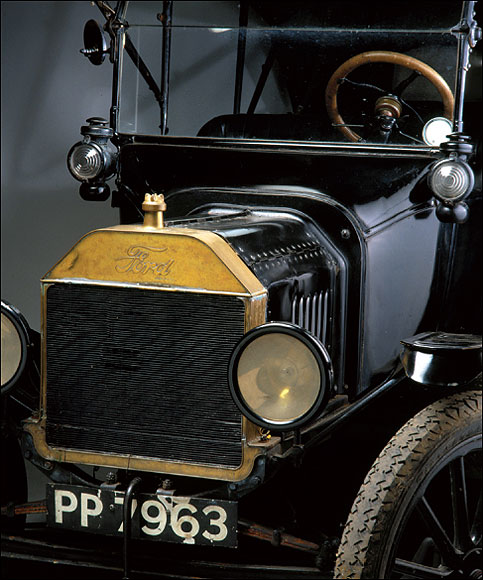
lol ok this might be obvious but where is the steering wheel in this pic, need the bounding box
[325,51,454,142]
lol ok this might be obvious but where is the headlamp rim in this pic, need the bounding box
[67,141,105,182]
[428,158,475,204]
[1,300,31,395]
[228,322,333,431]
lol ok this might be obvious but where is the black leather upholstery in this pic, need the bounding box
[198,113,330,141]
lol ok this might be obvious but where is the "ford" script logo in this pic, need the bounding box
[115,245,174,277]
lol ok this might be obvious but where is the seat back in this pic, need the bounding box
[198,114,329,141]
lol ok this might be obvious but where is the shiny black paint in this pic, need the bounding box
[114,143,477,397]
[115,142,437,229]
[400,331,482,385]
[171,207,347,393]
[434,196,482,334]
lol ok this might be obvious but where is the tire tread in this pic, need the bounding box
[333,389,482,579]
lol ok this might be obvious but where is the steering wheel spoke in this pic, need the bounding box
[325,51,454,143]
[393,70,423,97]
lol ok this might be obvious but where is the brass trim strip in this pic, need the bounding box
[24,418,261,482]
[42,278,265,298]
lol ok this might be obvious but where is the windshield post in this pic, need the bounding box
[452,1,481,133]
[160,1,173,135]
[96,0,164,134]
[247,48,275,115]
[233,1,248,114]
[110,20,124,131]
[95,1,126,131]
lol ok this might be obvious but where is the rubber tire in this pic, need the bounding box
[334,388,482,579]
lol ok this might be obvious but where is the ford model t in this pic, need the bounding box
[1,2,482,578]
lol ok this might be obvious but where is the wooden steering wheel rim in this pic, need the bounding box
[325,50,455,142]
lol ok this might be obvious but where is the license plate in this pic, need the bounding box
[46,484,237,547]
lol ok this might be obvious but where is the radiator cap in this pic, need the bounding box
[142,193,166,229]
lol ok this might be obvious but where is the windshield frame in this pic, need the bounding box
[97,0,478,156]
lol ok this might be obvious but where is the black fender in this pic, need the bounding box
[400,331,482,386]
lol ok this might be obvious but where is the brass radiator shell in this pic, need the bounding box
[26,225,267,482]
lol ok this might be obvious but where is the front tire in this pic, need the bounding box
[334,389,482,579]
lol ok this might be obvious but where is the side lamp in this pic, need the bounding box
[67,117,117,201]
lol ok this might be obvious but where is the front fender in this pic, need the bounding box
[400,331,482,386]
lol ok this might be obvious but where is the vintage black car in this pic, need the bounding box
[2,2,482,579]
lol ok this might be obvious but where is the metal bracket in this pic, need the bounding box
[122,476,142,580]
[227,455,266,499]
[21,432,99,487]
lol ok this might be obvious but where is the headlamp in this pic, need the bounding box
[428,159,474,204]
[228,322,332,431]
[1,301,31,395]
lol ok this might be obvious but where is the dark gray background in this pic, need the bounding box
[1,0,122,519]
[1,1,119,331]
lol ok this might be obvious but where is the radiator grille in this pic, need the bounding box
[45,283,246,468]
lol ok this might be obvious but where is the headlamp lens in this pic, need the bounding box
[237,333,320,423]
[428,160,474,202]
[229,323,332,430]
[68,143,104,181]
[1,312,23,388]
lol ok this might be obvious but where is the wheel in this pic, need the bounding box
[325,51,454,142]
[334,389,482,579]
